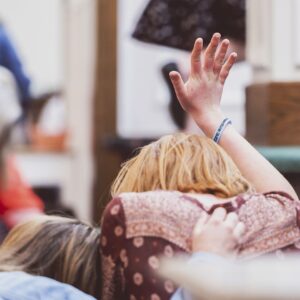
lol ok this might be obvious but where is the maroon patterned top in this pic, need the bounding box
[100,191,300,300]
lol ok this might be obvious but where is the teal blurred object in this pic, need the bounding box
[257,147,300,173]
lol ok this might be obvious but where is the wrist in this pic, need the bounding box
[193,109,225,137]
[193,245,226,257]
[193,246,235,258]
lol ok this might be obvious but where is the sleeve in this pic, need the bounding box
[238,191,300,258]
[100,197,127,300]
[100,197,184,300]
[171,289,192,300]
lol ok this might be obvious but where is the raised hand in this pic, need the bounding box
[169,34,299,201]
[169,33,237,128]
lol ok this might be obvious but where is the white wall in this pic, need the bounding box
[0,0,64,94]
[296,0,300,67]
[117,0,179,138]
[247,0,300,82]
[118,0,251,137]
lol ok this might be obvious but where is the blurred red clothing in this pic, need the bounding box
[0,158,44,228]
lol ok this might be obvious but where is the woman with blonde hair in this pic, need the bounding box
[0,215,101,299]
[111,133,252,198]
[101,33,300,300]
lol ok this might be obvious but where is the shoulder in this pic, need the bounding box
[101,196,124,225]
[238,191,299,220]
[102,191,204,251]
[118,190,203,216]
[103,191,202,224]
[238,191,300,231]
[237,191,300,258]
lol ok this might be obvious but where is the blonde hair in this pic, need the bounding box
[0,215,101,299]
[112,133,252,198]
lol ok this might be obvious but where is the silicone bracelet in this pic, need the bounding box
[212,118,232,143]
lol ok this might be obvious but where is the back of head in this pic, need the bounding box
[112,133,252,198]
[0,215,101,299]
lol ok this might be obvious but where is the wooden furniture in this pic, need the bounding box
[246,82,300,145]
[93,0,120,221]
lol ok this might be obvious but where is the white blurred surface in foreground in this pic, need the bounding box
[160,255,300,300]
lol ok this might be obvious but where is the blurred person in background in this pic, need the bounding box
[0,20,31,110]
[0,66,43,242]
[0,201,242,300]
[0,215,101,299]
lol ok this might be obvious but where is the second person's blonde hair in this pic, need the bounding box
[0,215,101,299]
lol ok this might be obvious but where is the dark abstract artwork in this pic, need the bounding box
[133,0,246,51]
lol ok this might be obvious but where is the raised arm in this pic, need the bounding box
[169,33,298,200]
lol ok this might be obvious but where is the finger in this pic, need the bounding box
[169,71,187,102]
[193,212,209,236]
[233,222,246,240]
[190,38,203,75]
[204,33,221,71]
[213,39,230,75]
[208,207,227,224]
[219,52,237,84]
[224,212,239,229]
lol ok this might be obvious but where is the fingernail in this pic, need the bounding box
[196,38,203,46]
[169,72,176,78]
[214,33,221,39]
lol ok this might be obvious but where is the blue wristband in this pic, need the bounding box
[212,118,232,143]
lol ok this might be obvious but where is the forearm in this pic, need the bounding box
[195,110,298,200]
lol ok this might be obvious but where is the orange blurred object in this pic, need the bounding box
[30,126,67,152]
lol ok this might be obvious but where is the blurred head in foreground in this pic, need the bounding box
[0,215,101,298]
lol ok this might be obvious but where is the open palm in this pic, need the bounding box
[169,33,237,120]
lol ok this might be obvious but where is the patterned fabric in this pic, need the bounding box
[132,0,246,51]
[100,191,300,300]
